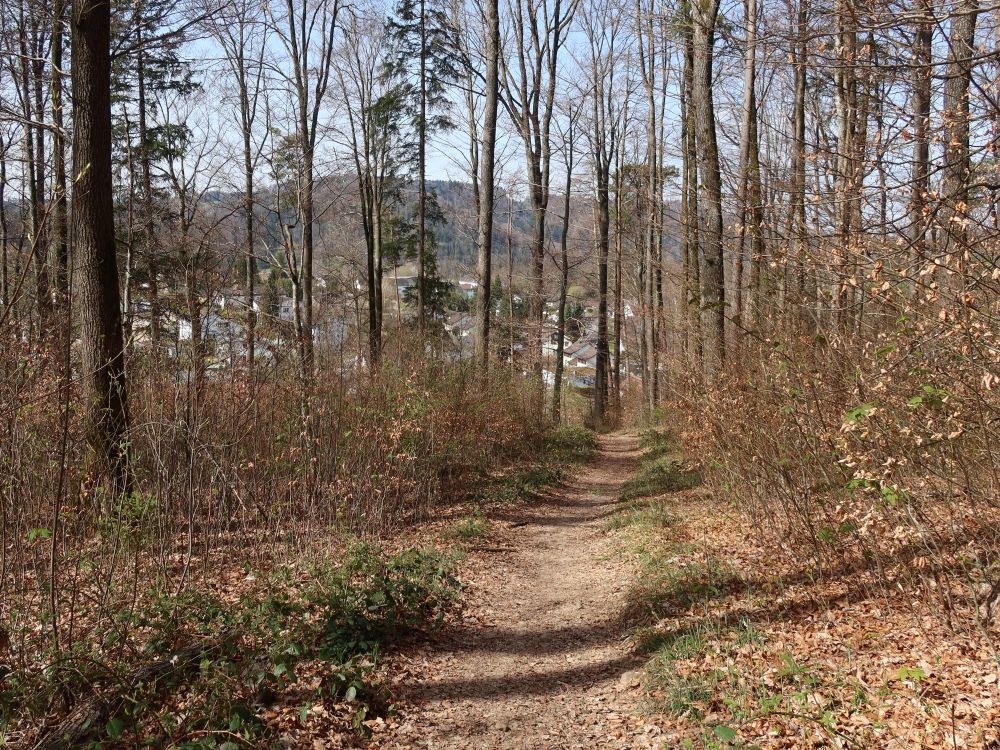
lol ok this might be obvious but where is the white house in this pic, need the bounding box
[278,295,296,322]
[178,311,244,343]
[562,340,591,367]
[457,279,479,298]
[572,345,598,369]
[445,311,474,338]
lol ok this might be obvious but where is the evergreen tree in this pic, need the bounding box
[262,271,280,320]
[385,0,460,333]
[111,0,199,345]
[392,191,454,320]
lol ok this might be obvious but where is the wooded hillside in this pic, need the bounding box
[1,0,998,745]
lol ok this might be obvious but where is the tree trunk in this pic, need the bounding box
[735,0,764,329]
[612,140,623,407]
[0,141,8,309]
[73,0,132,492]
[639,2,658,414]
[51,0,69,319]
[833,0,859,327]
[137,41,160,348]
[18,5,50,333]
[789,0,810,324]
[475,0,500,372]
[941,0,979,259]
[681,29,702,368]
[417,0,427,334]
[241,70,257,368]
[594,153,610,426]
[552,132,574,422]
[690,0,725,379]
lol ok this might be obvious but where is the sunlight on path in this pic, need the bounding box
[381,434,662,749]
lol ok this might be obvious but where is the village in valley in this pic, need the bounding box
[138,267,638,391]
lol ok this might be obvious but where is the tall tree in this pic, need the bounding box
[909,0,932,283]
[733,0,764,328]
[584,0,622,425]
[208,0,267,367]
[501,0,578,400]
[50,0,68,320]
[832,0,860,326]
[690,0,725,378]
[552,103,579,422]
[637,0,659,413]
[15,0,51,332]
[113,0,198,349]
[338,7,410,367]
[788,0,810,323]
[679,15,702,367]
[387,0,459,335]
[473,0,499,371]
[73,0,131,489]
[271,0,342,373]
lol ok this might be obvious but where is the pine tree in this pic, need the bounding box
[385,0,460,334]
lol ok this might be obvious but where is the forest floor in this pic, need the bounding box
[16,427,998,748]
[375,432,663,749]
[369,427,1000,750]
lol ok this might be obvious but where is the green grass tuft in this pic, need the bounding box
[543,425,598,464]
[445,510,489,540]
[620,456,700,501]
[606,497,674,530]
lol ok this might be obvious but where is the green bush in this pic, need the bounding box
[65,545,463,747]
[314,543,462,662]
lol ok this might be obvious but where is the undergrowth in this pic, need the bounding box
[618,431,699,502]
[613,430,935,749]
[472,425,596,508]
[9,544,462,748]
[445,509,490,540]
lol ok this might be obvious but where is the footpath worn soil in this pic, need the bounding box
[380,434,661,749]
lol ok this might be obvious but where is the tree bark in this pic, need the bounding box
[73,0,132,492]
[475,0,500,371]
[909,0,932,289]
[690,0,725,379]
[734,0,764,329]
[941,0,979,258]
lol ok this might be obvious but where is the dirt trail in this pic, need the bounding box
[383,433,660,749]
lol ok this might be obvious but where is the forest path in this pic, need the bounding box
[381,433,659,749]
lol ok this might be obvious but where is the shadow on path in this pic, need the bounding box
[385,434,653,748]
